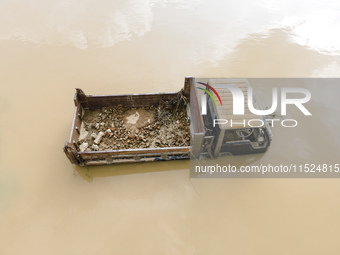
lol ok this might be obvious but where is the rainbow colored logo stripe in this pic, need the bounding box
[196,82,223,107]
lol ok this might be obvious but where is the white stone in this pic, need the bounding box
[79,142,88,152]
[79,122,88,140]
[126,111,140,124]
[92,144,99,151]
[91,133,97,139]
[94,131,104,144]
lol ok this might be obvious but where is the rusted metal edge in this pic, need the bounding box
[189,77,204,134]
[74,90,183,110]
[83,154,190,165]
[184,76,192,97]
[81,152,190,159]
[78,146,191,156]
[85,92,178,98]
[63,141,81,165]
[68,105,78,142]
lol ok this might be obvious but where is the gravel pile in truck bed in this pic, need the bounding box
[77,104,190,152]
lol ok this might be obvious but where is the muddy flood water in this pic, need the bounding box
[1,0,340,254]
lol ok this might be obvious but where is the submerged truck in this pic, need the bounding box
[195,78,272,158]
[64,77,272,165]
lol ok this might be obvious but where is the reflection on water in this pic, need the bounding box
[202,28,339,77]
[1,0,340,254]
[76,160,190,181]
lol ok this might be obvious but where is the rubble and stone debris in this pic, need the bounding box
[92,144,99,151]
[94,131,104,144]
[79,142,88,152]
[77,101,190,152]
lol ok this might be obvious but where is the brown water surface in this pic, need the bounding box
[1,0,340,254]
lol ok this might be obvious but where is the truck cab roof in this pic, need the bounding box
[207,78,264,130]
